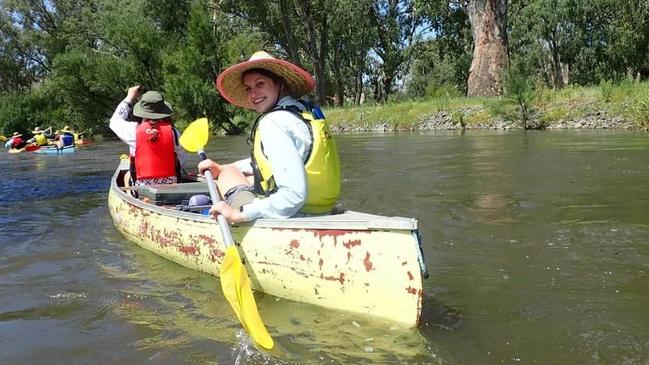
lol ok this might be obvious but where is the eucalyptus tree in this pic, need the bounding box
[408,0,471,96]
[368,0,426,102]
[464,0,508,96]
[0,0,108,132]
[416,0,508,97]
[161,0,237,134]
[508,0,579,88]
[0,11,35,92]
[221,0,333,105]
[327,0,374,106]
[579,0,649,82]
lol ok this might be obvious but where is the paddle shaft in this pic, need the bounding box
[199,150,236,248]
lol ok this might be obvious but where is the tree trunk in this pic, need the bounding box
[298,0,328,105]
[466,0,508,97]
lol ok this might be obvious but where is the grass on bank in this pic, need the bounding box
[323,80,649,130]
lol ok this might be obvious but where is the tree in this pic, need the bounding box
[368,0,425,102]
[464,0,508,97]
[327,0,374,106]
[222,0,331,105]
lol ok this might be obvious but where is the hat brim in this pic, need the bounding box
[216,58,315,110]
[133,101,173,119]
[32,130,42,134]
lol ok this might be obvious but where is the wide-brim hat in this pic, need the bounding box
[61,125,72,133]
[32,127,43,134]
[12,132,22,137]
[133,91,173,119]
[216,51,316,109]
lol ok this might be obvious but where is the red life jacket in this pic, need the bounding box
[134,119,176,180]
[11,137,25,148]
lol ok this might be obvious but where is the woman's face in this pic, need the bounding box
[242,72,281,113]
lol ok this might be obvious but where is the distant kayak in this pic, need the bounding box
[76,139,94,146]
[7,145,41,153]
[34,145,75,154]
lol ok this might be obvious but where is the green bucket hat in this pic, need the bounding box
[133,91,173,119]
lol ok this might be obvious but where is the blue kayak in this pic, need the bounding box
[34,145,76,154]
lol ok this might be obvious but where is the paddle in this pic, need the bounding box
[0,135,6,142]
[179,118,274,350]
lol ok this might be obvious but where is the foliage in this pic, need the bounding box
[501,65,539,129]
[599,80,613,103]
[0,0,649,136]
[634,100,649,130]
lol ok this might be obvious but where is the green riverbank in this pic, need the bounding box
[324,81,649,132]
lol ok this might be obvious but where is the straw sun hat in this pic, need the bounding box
[12,132,22,137]
[216,51,315,109]
[32,127,43,134]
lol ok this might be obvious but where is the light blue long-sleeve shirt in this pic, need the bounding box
[238,96,313,220]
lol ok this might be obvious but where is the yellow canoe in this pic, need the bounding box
[108,161,428,326]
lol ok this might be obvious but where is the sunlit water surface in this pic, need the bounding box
[1,130,648,364]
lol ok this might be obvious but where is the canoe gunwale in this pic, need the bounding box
[110,163,418,231]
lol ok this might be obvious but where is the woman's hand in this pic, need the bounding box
[197,159,223,179]
[209,201,245,224]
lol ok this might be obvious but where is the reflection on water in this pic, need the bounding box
[1,132,649,364]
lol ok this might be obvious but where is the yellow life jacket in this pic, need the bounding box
[35,134,47,146]
[250,102,340,214]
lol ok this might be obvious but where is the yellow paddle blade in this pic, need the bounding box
[0,135,6,142]
[221,246,274,349]
[179,118,209,152]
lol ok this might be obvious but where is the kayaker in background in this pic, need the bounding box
[26,127,49,146]
[8,132,26,149]
[198,51,340,224]
[109,86,187,186]
[52,130,61,142]
[42,126,53,139]
[57,126,75,148]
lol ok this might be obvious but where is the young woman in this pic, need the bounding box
[198,51,340,224]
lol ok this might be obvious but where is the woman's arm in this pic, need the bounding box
[241,116,307,220]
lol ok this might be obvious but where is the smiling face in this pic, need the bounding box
[242,71,283,113]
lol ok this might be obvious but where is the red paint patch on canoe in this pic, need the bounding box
[406,286,417,294]
[343,239,361,249]
[313,229,349,239]
[179,246,198,256]
[289,239,300,249]
[363,252,373,272]
[407,271,414,281]
[312,229,352,246]
[321,272,345,284]
[209,248,225,262]
[198,234,216,246]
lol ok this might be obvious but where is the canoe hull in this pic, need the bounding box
[35,145,75,154]
[108,165,426,326]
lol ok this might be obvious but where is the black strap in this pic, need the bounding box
[248,101,314,163]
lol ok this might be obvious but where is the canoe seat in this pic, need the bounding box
[138,182,211,206]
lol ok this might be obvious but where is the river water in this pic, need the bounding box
[1,130,648,364]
